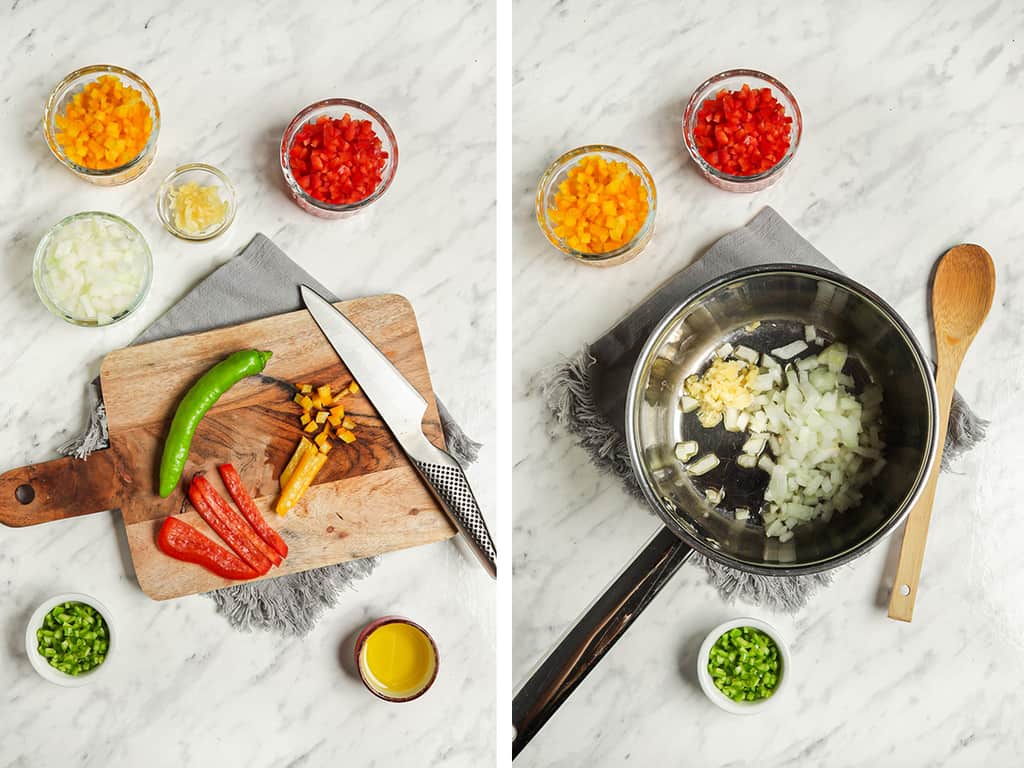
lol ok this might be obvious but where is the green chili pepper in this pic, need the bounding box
[158,349,273,497]
[707,626,781,703]
[37,602,109,675]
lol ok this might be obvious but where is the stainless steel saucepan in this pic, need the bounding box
[513,264,939,757]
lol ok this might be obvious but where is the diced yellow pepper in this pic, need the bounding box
[300,384,313,394]
[328,412,342,427]
[299,395,313,411]
[280,437,313,489]
[303,420,319,433]
[320,441,333,454]
[314,427,330,449]
[341,417,356,430]
[317,385,333,406]
[337,427,356,444]
[348,381,360,394]
[311,395,322,409]
[300,413,311,426]
[293,393,305,406]
[315,410,328,424]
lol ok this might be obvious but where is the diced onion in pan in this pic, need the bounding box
[674,441,699,462]
[688,453,720,476]
[770,340,808,359]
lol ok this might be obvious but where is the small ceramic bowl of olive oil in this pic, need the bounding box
[354,616,439,702]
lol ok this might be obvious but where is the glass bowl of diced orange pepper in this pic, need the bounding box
[536,145,657,267]
[43,65,160,186]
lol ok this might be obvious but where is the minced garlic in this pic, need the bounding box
[169,181,228,235]
[684,358,758,428]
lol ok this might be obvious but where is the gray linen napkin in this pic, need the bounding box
[60,233,480,635]
[541,207,987,612]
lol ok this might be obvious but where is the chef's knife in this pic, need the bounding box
[300,285,497,579]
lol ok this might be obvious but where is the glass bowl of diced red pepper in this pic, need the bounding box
[280,98,398,218]
[683,69,802,193]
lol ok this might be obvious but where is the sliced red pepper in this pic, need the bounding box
[217,464,289,559]
[157,516,258,581]
[187,476,274,574]
[192,474,282,568]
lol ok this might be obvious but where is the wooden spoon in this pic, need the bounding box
[888,244,995,622]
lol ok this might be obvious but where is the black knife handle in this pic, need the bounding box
[512,526,693,759]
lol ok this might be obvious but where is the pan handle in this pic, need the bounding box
[512,526,693,758]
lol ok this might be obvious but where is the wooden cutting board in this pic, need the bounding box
[0,294,455,599]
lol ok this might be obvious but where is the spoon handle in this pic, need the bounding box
[887,357,958,621]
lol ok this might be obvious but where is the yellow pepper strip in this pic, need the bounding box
[317,385,333,406]
[276,449,328,516]
[280,437,313,489]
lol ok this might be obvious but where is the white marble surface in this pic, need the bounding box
[513,1,1024,766]
[0,1,494,766]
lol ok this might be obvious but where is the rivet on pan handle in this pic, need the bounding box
[512,526,693,758]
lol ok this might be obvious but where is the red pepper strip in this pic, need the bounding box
[187,476,273,574]
[157,517,258,581]
[191,474,282,568]
[217,464,289,559]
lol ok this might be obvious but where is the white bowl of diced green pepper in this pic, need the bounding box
[25,594,115,687]
[697,617,789,714]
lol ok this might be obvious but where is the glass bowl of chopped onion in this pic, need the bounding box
[157,163,237,240]
[682,69,802,193]
[33,211,153,327]
[536,144,657,267]
[43,64,160,186]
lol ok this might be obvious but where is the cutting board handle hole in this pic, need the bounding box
[15,484,35,505]
[899,584,911,597]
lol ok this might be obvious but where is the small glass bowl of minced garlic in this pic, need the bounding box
[157,163,237,240]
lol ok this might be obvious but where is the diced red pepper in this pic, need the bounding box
[288,113,388,205]
[187,476,274,574]
[157,516,258,581]
[693,83,793,177]
[217,464,289,559]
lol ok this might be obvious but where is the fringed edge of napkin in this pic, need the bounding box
[538,345,989,612]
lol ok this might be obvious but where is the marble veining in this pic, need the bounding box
[512,1,1024,765]
[0,1,494,766]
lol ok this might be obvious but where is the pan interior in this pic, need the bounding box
[631,269,936,571]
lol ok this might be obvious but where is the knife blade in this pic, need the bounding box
[300,285,497,579]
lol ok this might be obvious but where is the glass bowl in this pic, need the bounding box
[25,593,117,687]
[683,69,802,193]
[279,98,398,219]
[696,617,790,714]
[157,163,237,241]
[33,211,153,327]
[43,64,160,186]
[535,144,657,267]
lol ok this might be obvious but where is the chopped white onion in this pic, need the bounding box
[742,436,767,455]
[705,487,724,505]
[38,215,147,325]
[687,453,720,476]
[733,345,759,364]
[736,454,758,468]
[674,441,699,462]
[680,395,699,413]
[734,507,750,521]
[715,342,734,359]
[804,324,817,342]
[771,340,808,360]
